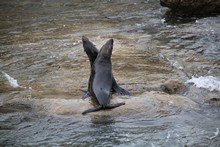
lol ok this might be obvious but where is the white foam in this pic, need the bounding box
[186,76,220,92]
[2,72,20,88]
[209,128,219,140]
[161,18,166,24]
[166,131,171,142]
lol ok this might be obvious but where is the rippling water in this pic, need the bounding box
[1,0,220,146]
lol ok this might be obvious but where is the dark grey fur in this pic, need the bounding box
[82,36,130,99]
[82,38,125,115]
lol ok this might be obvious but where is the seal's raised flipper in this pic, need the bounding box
[81,91,91,99]
[82,102,125,115]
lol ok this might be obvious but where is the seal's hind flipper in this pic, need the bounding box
[82,103,125,115]
[82,105,102,115]
[81,91,91,100]
[105,102,125,109]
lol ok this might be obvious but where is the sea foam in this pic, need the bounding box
[2,72,20,88]
[186,76,220,92]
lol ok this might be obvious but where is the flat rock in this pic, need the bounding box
[1,92,198,120]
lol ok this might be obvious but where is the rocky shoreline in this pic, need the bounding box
[160,0,220,16]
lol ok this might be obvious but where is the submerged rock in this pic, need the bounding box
[205,98,220,106]
[0,80,14,93]
[160,0,220,15]
[0,102,32,113]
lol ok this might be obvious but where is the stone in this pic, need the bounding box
[160,0,220,15]
[160,79,186,94]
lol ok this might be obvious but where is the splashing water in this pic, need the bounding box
[2,72,20,88]
[187,76,220,92]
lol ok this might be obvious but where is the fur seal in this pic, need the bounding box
[82,39,125,115]
[82,36,130,99]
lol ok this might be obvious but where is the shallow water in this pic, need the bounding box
[0,0,220,146]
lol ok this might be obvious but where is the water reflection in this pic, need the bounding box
[90,114,115,125]
[89,115,119,146]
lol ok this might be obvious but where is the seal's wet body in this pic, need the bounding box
[82,36,130,100]
[82,38,125,115]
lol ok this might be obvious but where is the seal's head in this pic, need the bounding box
[82,36,98,66]
[99,39,113,60]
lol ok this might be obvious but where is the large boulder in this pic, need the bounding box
[160,0,220,15]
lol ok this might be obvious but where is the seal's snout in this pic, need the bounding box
[82,36,89,42]
[99,38,114,58]
[107,39,114,48]
[109,39,113,44]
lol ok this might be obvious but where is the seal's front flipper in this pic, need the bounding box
[82,105,102,115]
[81,91,91,100]
[112,76,130,96]
[105,102,125,109]
[113,86,131,96]
[119,87,130,96]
